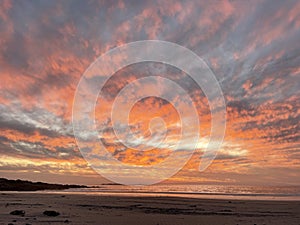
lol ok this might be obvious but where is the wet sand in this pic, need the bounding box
[1,192,300,225]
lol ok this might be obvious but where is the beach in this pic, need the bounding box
[1,193,300,225]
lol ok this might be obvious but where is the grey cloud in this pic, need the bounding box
[0,104,73,137]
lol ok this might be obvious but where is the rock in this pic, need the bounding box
[10,210,25,216]
[43,210,60,217]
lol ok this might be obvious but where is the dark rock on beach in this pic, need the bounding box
[10,210,25,216]
[43,210,60,217]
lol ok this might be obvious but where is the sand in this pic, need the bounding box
[0,192,300,225]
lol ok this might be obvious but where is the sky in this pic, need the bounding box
[0,0,299,186]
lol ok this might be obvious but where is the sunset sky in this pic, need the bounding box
[0,0,299,186]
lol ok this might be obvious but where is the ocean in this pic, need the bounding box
[40,184,300,201]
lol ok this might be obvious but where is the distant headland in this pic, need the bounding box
[0,178,87,191]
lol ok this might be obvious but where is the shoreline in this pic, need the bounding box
[2,189,300,202]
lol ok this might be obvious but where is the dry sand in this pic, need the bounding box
[0,192,300,225]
